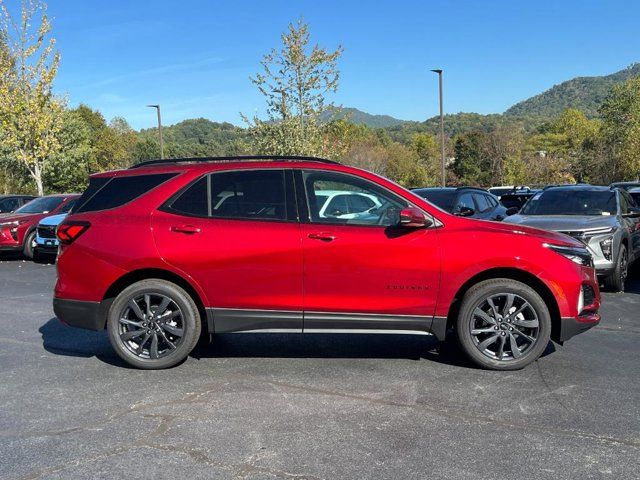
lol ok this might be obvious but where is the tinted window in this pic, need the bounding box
[0,198,19,212]
[473,193,490,212]
[303,171,408,226]
[455,193,475,212]
[413,189,456,211]
[71,177,110,214]
[75,173,177,213]
[486,195,498,208]
[520,190,617,216]
[210,170,286,221]
[170,176,209,217]
[14,196,64,214]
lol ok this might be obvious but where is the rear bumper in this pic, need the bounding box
[559,313,600,342]
[53,298,105,331]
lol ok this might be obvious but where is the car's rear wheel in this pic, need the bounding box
[603,244,627,292]
[456,279,551,370]
[22,231,36,259]
[107,279,201,369]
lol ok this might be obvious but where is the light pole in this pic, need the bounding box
[431,69,445,187]
[147,104,164,159]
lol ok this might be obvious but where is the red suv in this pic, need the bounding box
[0,194,78,259]
[53,157,601,370]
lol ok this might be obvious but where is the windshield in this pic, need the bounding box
[520,190,617,216]
[414,190,456,211]
[14,196,64,214]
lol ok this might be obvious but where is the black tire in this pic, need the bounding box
[456,279,551,371]
[107,279,201,369]
[22,230,36,259]
[603,244,627,292]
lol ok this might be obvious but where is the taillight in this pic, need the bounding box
[57,221,90,245]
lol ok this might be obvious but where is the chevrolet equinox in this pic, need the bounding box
[53,156,601,370]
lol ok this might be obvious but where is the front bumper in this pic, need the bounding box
[0,227,20,250]
[53,298,106,331]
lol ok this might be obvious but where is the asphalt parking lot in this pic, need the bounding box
[0,258,639,480]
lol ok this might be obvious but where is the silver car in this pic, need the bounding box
[504,185,640,291]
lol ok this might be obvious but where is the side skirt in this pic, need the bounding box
[207,308,447,341]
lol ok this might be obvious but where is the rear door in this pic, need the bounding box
[152,169,304,332]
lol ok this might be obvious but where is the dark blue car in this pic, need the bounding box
[412,187,511,221]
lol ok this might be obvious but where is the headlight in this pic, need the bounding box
[544,243,593,267]
[0,221,19,228]
[599,237,613,260]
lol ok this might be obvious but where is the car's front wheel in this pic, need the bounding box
[22,230,36,259]
[107,279,201,369]
[456,279,551,370]
[603,244,627,292]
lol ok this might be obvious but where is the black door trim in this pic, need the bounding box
[207,308,444,339]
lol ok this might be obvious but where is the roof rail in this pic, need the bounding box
[130,155,341,169]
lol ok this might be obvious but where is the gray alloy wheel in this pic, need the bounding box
[604,244,627,292]
[107,279,201,369]
[22,230,36,259]
[456,279,551,370]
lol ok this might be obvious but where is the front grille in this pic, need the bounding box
[582,284,596,307]
[38,225,57,239]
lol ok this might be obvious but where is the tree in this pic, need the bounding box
[600,78,640,181]
[451,131,492,186]
[244,19,344,157]
[0,0,64,195]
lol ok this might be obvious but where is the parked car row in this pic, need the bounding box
[0,194,78,259]
[409,182,640,292]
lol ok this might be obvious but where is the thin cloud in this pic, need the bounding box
[79,56,226,89]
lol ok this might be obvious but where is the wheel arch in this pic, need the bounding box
[102,268,208,334]
[446,267,562,342]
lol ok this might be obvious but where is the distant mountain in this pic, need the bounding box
[322,107,406,128]
[505,63,640,119]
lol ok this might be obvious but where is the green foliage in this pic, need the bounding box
[0,0,64,195]
[600,78,640,181]
[243,19,344,158]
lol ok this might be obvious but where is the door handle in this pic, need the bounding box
[170,225,201,234]
[308,232,336,242]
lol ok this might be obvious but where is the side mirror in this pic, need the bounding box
[455,206,475,217]
[399,207,432,228]
[506,206,520,216]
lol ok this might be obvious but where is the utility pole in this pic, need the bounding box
[431,69,445,187]
[147,104,164,159]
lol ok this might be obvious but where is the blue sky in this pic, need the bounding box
[36,0,640,129]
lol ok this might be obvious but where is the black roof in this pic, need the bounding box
[131,155,340,169]
[412,186,488,193]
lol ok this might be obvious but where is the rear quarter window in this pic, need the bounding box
[74,173,177,213]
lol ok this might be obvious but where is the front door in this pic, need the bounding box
[297,170,441,332]
[152,169,304,332]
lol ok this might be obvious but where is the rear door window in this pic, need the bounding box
[74,173,177,213]
[455,193,475,212]
[472,193,490,212]
[210,170,287,221]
